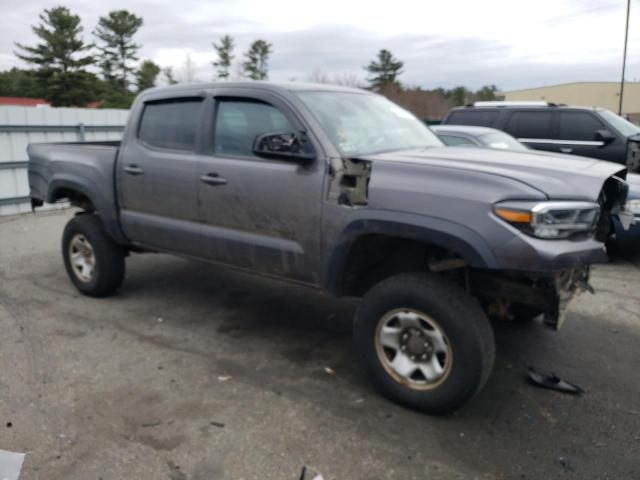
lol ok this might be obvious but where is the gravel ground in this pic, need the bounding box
[1,210,639,480]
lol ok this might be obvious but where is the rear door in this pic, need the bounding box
[117,96,205,255]
[503,110,556,153]
[195,88,325,284]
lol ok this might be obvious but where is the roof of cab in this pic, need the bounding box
[141,81,369,97]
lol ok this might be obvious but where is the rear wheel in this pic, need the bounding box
[62,214,125,297]
[354,272,495,414]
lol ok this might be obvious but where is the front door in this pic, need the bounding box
[117,97,205,256]
[196,90,324,284]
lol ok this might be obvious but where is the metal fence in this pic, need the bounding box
[0,106,129,216]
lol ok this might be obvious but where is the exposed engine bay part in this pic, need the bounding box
[470,267,593,330]
[627,139,640,172]
[328,157,372,206]
[596,175,629,241]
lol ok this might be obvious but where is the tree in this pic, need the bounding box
[93,10,143,93]
[0,68,45,98]
[163,66,178,85]
[242,40,272,80]
[446,86,469,106]
[475,84,499,101]
[135,60,160,91]
[364,49,403,90]
[14,6,97,106]
[212,35,234,80]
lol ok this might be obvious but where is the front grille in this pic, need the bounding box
[595,175,629,241]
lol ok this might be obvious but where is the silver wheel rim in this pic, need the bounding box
[375,308,453,390]
[69,234,96,283]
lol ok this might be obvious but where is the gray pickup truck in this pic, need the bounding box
[28,82,629,414]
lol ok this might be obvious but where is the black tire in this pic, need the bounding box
[62,214,125,297]
[354,272,495,414]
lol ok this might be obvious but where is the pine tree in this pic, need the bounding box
[93,10,143,94]
[364,49,404,91]
[135,60,161,92]
[242,40,272,80]
[212,35,235,80]
[14,6,98,106]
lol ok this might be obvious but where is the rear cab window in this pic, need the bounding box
[446,110,499,127]
[138,98,203,151]
[438,134,477,147]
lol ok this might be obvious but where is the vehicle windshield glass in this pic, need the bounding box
[295,91,443,156]
[479,132,528,151]
[598,109,640,137]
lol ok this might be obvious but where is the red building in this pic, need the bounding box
[0,96,50,107]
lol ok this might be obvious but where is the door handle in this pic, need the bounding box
[124,165,144,175]
[560,147,573,154]
[200,173,228,186]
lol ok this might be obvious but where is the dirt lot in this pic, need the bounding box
[1,210,639,480]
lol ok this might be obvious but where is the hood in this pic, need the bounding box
[360,146,626,201]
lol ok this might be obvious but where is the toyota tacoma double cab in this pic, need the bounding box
[28,82,629,414]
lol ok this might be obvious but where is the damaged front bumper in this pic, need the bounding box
[471,267,593,330]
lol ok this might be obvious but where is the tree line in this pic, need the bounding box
[0,5,498,116]
[0,6,274,107]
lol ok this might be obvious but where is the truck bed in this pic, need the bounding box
[28,141,122,239]
[28,141,120,204]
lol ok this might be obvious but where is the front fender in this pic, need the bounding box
[322,211,498,295]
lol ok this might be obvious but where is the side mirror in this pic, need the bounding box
[595,129,616,145]
[252,132,314,161]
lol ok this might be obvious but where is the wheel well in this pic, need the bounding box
[51,188,95,212]
[340,235,467,297]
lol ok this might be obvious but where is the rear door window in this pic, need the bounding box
[446,110,499,127]
[557,111,605,141]
[138,98,203,151]
[504,111,552,139]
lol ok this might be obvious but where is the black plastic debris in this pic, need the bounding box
[526,367,584,395]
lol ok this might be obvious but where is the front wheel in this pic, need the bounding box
[62,214,125,297]
[354,273,495,414]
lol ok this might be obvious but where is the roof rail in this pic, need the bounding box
[472,101,551,107]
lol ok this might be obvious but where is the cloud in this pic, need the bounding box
[1,0,638,90]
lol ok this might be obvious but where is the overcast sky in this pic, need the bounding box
[1,0,638,90]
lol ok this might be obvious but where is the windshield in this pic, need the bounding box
[479,132,528,151]
[296,91,443,156]
[598,109,640,137]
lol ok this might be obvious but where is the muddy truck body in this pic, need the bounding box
[28,82,629,413]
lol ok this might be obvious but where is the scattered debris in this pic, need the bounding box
[299,466,325,480]
[354,398,364,404]
[0,449,25,480]
[526,367,584,395]
[324,367,335,375]
[141,421,162,428]
[209,421,225,428]
[157,317,163,323]
[217,375,232,382]
[5,422,12,428]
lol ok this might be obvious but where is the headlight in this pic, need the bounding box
[494,201,600,239]
[626,199,640,216]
